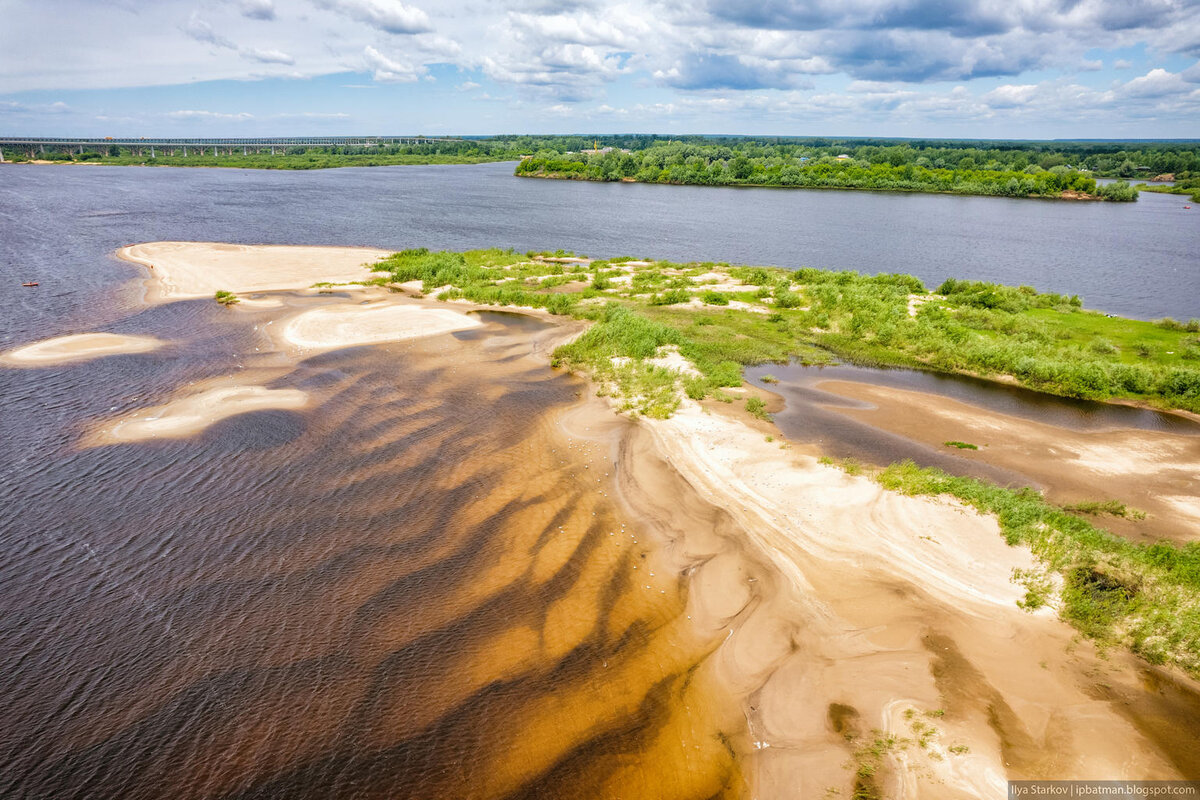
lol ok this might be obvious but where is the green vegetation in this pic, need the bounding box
[518,151,1117,200]
[214,290,239,306]
[943,441,979,450]
[1062,500,1147,520]
[510,136,1200,200]
[1136,176,1200,203]
[367,248,1200,417]
[868,461,1200,677]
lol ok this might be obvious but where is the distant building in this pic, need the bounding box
[836,154,851,160]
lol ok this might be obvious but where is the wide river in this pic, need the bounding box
[2,163,1199,798]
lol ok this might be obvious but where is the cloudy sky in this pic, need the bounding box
[3,0,1199,138]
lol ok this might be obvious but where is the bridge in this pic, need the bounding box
[0,136,465,160]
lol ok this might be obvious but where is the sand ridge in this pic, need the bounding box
[118,241,391,302]
[1,333,165,366]
[279,301,483,351]
[89,380,309,445]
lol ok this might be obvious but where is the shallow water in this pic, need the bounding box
[1,306,746,799]
[745,361,1200,482]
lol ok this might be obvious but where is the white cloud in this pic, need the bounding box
[244,47,295,64]
[313,0,432,34]
[363,44,424,82]
[166,109,255,120]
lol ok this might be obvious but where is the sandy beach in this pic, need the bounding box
[1,332,165,366]
[636,401,1196,794]
[118,241,391,301]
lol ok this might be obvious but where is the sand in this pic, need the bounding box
[279,302,483,351]
[118,241,391,301]
[631,401,1196,795]
[1,333,165,366]
[90,382,309,444]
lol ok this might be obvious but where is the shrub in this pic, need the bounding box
[700,290,729,306]
[214,290,239,305]
[745,396,770,420]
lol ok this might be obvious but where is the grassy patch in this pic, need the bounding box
[1063,500,1147,520]
[214,290,239,306]
[943,440,979,450]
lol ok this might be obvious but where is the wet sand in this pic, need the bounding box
[118,241,391,301]
[818,380,1200,544]
[1,332,165,366]
[280,302,483,351]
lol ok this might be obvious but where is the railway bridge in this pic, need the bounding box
[0,136,464,161]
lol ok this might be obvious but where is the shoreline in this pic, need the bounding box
[515,171,1111,201]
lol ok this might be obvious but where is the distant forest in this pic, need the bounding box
[513,136,1200,201]
[8,136,1197,200]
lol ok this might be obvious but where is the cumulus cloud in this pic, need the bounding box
[313,0,432,34]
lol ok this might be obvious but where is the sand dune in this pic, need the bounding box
[118,241,391,301]
[1,333,164,366]
[91,382,309,444]
[279,302,483,351]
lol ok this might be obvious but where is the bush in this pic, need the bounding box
[745,396,770,420]
[700,290,729,306]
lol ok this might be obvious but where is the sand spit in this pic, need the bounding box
[89,381,309,445]
[118,241,391,302]
[634,402,1193,796]
[818,380,1200,544]
[1,333,165,367]
[279,302,483,352]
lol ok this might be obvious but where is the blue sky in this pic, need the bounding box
[3,0,1199,138]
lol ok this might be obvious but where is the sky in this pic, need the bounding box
[2,0,1199,139]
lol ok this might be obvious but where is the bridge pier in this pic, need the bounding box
[0,146,5,163]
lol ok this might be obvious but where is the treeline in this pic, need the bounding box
[515,147,1135,200]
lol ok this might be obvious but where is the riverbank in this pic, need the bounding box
[11,240,1197,795]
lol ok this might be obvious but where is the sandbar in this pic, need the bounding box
[118,241,391,301]
[1,333,164,366]
[92,383,309,444]
[280,302,482,351]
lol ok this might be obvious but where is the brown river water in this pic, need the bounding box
[0,299,763,799]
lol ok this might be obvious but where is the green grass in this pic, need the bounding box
[871,460,1200,676]
[214,290,239,306]
[1063,500,1147,520]
[364,248,1200,420]
[943,441,979,450]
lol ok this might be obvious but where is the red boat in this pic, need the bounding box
[21,282,38,287]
